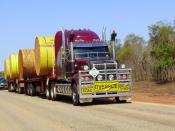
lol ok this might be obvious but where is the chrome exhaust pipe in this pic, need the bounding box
[61,27,66,78]
[61,27,66,53]
[102,26,106,42]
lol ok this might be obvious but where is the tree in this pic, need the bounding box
[149,21,175,82]
[0,71,3,78]
[117,34,146,81]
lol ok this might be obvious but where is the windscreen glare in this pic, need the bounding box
[74,46,109,58]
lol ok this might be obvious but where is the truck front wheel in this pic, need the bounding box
[46,86,51,100]
[72,84,80,106]
[50,84,57,101]
[115,97,127,103]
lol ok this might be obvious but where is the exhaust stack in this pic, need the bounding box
[111,30,117,60]
[102,27,106,42]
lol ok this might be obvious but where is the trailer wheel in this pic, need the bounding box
[50,84,57,101]
[9,83,14,92]
[29,84,36,96]
[25,85,28,95]
[27,84,30,96]
[16,87,22,94]
[18,87,22,94]
[8,84,11,92]
[16,87,19,93]
[72,83,80,106]
[46,85,51,100]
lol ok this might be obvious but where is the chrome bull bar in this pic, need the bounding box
[78,63,133,99]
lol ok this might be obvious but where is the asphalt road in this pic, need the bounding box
[0,90,175,131]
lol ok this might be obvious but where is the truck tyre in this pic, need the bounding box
[8,84,11,92]
[50,83,57,101]
[18,87,22,94]
[46,86,51,100]
[9,84,14,92]
[16,87,19,93]
[115,97,127,103]
[72,83,80,106]
[29,84,36,96]
[25,85,28,95]
[27,84,30,96]
[16,86,22,94]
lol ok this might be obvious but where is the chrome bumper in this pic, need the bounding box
[78,63,133,99]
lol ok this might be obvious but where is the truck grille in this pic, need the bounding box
[79,63,132,82]
[78,63,132,98]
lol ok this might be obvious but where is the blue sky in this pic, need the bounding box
[0,0,175,71]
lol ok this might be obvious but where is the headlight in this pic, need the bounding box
[122,74,127,79]
[84,77,90,81]
[97,75,103,81]
[108,74,114,80]
[117,74,127,80]
[83,65,89,70]
[81,76,91,82]
[117,75,121,80]
[80,77,84,81]
[121,64,126,69]
[128,74,131,79]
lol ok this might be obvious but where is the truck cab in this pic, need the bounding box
[50,29,132,105]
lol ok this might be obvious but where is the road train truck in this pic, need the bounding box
[47,29,132,105]
[5,29,132,106]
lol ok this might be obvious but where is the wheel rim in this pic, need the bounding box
[51,87,54,98]
[10,84,13,91]
[28,87,30,95]
[30,88,32,95]
[46,88,50,98]
[72,92,76,102]
[53,86,56,98]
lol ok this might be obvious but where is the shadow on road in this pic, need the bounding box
[0,87,7,91]
[37,93,130,106]
[6,91,131,106]
[80,99,131,107]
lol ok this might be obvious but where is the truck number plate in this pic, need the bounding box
[81,82,130,95]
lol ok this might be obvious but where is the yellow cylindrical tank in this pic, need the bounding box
[4,59,11,80]
[10,54,19,79]
[18,49,36,79]
[34,36,55,76]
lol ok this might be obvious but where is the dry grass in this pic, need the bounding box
[133,81,175,105]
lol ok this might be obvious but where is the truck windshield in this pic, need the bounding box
[74,46,110,59]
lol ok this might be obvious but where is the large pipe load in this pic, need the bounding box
[4,59,11,80]
[34,36,55,76]
[18,49,36,79]
[9,54,19,79]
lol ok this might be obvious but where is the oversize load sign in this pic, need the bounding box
[81,81,130,94]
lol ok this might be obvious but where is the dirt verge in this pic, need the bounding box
[133,81,175,105]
